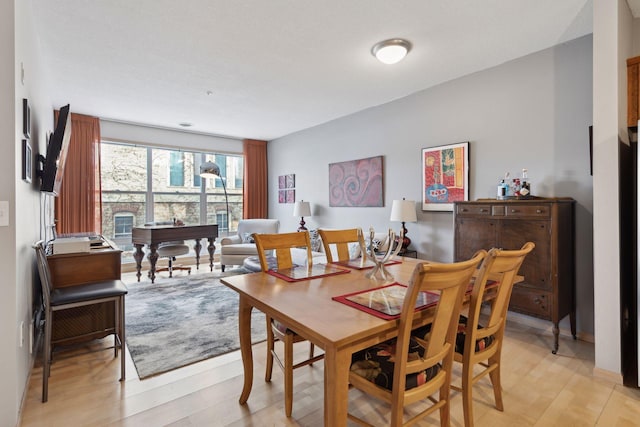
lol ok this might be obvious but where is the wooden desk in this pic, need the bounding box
[132,224,218,283]
[222,257,437,426]
[47,242,122,346]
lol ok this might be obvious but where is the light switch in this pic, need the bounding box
[0,201,9,226]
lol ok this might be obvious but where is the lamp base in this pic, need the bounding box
[297,217,307,232]
[399,222,411,252]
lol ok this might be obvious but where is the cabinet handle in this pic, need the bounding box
[460,208,468,212]
[511,209,517,213]
[536,209,542,213]
[479,208,487,212]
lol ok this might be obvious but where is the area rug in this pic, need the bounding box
[123,268,266,379]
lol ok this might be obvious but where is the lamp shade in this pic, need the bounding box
[293,201,311,217]
[200,161,221,179]
[390,199,417,222]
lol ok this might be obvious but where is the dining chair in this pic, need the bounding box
[252,231,324,417]
[33,240,128,402]
[451,242,535,427]
[318,227,365,263]
[349,250,486,427]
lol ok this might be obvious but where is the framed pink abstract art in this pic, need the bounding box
[329,155,383,207]
[422,142,469,211]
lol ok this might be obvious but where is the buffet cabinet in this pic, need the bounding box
[453,198,576,353]
[47,242,122,346]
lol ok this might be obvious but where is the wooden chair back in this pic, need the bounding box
[318,228,364,263]
[348,250,486,426]
[33,241,53,308]
[454,241,535,427]
[253,231,313,270]
[251,231,321,417]
[463,242,536,357]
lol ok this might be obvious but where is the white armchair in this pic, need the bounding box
[219,219,280,271]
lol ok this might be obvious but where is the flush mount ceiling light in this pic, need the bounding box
[371,38,412,65]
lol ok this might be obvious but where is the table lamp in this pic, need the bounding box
[293,200,311,231]
[390,198,417,252]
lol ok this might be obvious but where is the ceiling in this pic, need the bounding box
[31,1,592,141]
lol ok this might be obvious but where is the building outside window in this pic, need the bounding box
[100,141,243,263]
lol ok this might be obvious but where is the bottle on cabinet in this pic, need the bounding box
[519,169,531,198]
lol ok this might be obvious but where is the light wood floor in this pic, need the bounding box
[18,259,640,427]
[18,317,640,427]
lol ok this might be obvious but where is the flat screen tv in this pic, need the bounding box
[39,104,71,195]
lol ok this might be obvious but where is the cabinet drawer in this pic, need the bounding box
[504,204,550,218]
[456,204,492,216]
[509,287,551,320]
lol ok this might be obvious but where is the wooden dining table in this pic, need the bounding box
[221,257,520,426]
[220,257,439,426]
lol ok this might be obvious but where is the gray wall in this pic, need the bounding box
[0,1,17,424]
[269,35,594,337]
[3,1,57,425]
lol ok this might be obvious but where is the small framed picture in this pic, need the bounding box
[22,139,32,183]
[285,174,295,188]
[22,98,30,138]
[286,189,295,203]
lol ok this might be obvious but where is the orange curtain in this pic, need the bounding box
[54,112,102,235]
[243,139,268,218]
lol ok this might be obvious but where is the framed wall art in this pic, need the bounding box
[278,174,296,203]
[422,142,469,211]
[22,139,32,183]
[329,155,383,207]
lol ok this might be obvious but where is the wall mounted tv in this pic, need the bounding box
[39,104,71,195]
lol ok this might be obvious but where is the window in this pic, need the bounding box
[114,213,134,237]
[169,152,185,186]
[216,212,228,233]
[100,141,244,264]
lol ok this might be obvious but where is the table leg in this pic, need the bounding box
[552,322,559,354]
[207,237,216,271]
[194,238,202,270]
[238,295,254,404]
[133,244,144,282]
[324,346,351,427]
[147,244,159,284]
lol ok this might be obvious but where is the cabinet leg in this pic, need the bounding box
[552,322,559,354]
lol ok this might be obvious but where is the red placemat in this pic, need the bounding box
[332,283,439,320]
[266,264,350,282]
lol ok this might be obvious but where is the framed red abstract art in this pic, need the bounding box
[329,155,383,207]
[422,142,469,211]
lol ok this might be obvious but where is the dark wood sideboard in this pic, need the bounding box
[46,241,122,346]
[453,197,576,353]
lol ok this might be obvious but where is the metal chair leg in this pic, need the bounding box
[120,296,126,381]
